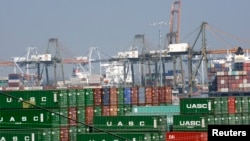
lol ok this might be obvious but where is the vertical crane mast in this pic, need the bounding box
[167,0,184,92]
[168,0,181,44]
[45,38,65,86]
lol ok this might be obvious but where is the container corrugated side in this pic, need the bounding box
[0,89,60,109]
[173,115,207,131]
[0,109,60,128]
[76,132,163,141]
[180,97,214,114]
[0,129,47,141]
[93,115,167,132]
[166,132,207,141]
[126,105,180,132]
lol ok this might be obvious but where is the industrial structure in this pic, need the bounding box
[0,0,248,97]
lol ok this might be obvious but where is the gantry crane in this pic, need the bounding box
[166,0,185,93]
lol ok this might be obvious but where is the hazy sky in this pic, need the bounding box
[0,0,250,76]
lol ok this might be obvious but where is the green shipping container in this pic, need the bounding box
[228,114,236,125]
[67,89,77,107]
[0,89,60,109]
[220,97,228,114]
[76,89,85,106]
[59,90,68,108]
[0,109,60,128]
[173,115,207,131]
[0,129,47,141]
[180,97,214,114]
[242,113,249,124]
[117,87,124,105]
[235,97,242,113]
[221,114,229,125]
[214,115,222,125]
[241,97,250,113]
[207,115,215,125]
[94,106,102,116]
[77,106,85,125]
[76,132,163,141]
[85,88,94,106]
[93,115,167,132]
[214,97,222,114]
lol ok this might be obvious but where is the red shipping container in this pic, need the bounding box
[166,132,207,141]
[68,107,77,126]
[110,87,118,105]
[102,105,110,116]
[165,86,172,104]
[152,86,159,105]
[60,126,69,141]
[94,88,102,106]
[228,96,236,114]
[158,86,165,103]
[85,106,94,125]
[110,105,118,116]
[131,87,139,105]
[131,93,139,105]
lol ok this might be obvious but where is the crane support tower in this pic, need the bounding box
[166,0,185,93]
[45,38,65,86]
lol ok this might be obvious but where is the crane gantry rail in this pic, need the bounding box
[0,47,249,67]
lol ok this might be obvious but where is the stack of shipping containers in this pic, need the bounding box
[0,85,173,141]
[76,86,173,141]
[168,95,250,141]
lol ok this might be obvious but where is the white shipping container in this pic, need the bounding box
[117,50,138,58]
[39,54,52,61]
[31,54,52,61]
[168,43,189,53]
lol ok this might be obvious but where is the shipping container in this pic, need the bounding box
[0,89,59,109]
[94,88,102,106]
[102,87,110,106]
[124,87,132,104]
[67,89,77,107]
[0,109,60,128]
[138,87,145,104]
[152,86,160,106]
[129,105,180,115]
[68,107,77,126]
[117,87,124,105]
[85,88,94,106]
[165,86,172,104]
[59,90,68,108]
[93,115,167,132]
[0,129,47,141]
[102,105,110,116]
[180,97,214,114]
[60,126,69,141]
[76,132,163,141]
[94,106,102,116]
[127,105,180,132]
[166,132,207,141]
[76,89,85,106]
[85,106,94,125]
[173,115,207,131]
[110,87,118,105]
[131,86,139,105]
[77,106,85,125]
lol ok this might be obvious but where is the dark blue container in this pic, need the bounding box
[124,87,131,104]
[102,87,110,106]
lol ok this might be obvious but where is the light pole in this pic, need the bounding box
[149,21,169,48]
[149,21,169,86]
